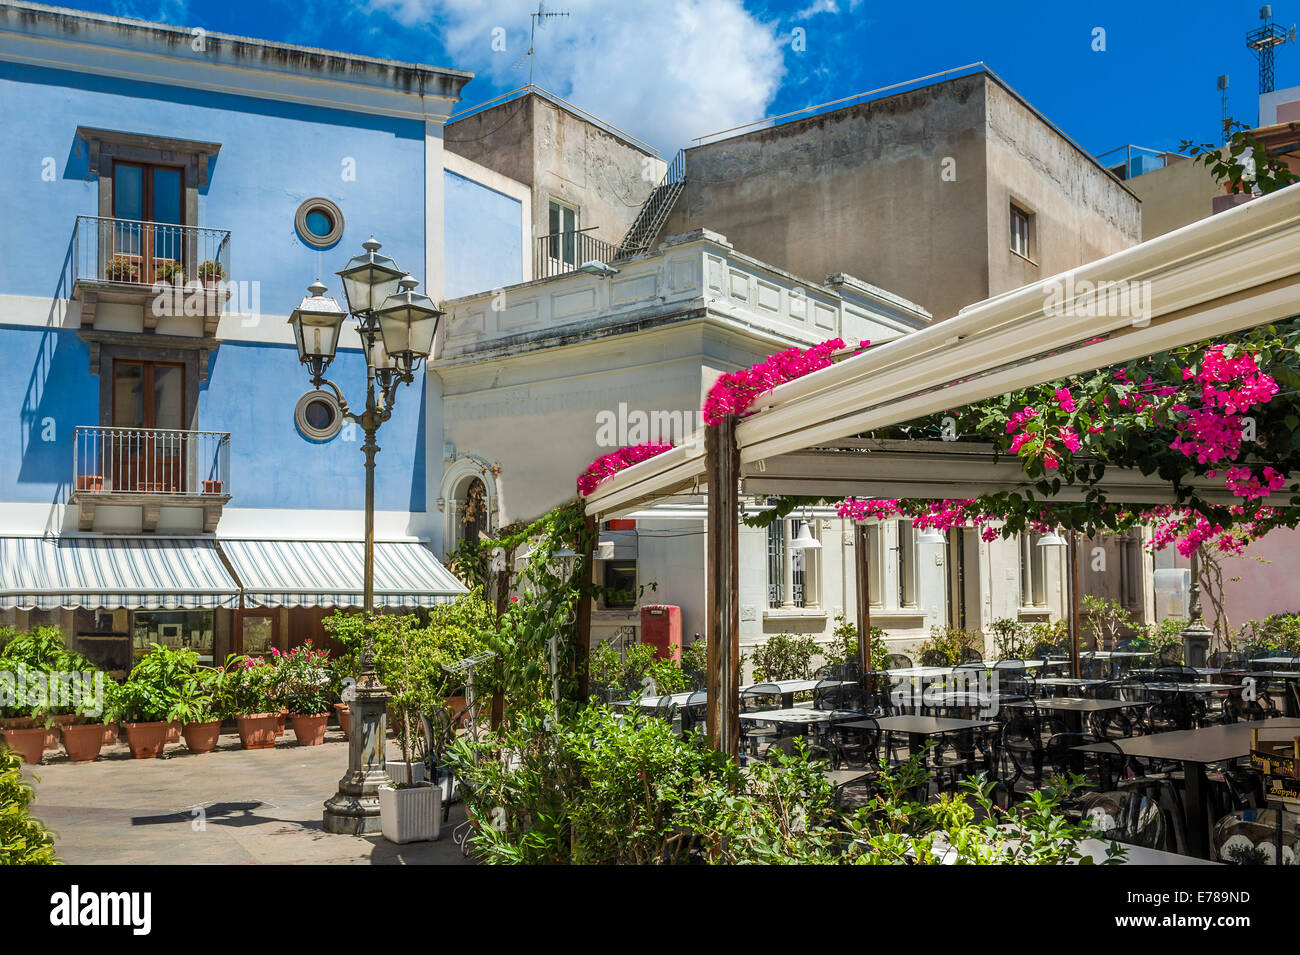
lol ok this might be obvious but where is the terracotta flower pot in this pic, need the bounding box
[61,722,105,762]
[101,722,120,747]
[0,717,35,731]
[275,709,288,737]
[237,713,278,750]
[2,726,47,764]
[123,721,170,759]
[182,720,222,754]
[167,720,182,743]
[291,713,330,746]
[46,714,78,751]
[334,702,350,739]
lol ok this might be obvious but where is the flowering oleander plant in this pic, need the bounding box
[225,654,280,716]
[274,641,334,716]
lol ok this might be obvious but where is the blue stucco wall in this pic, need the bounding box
[199,341,425,512]
[0,325,97,504]
[0,61,428,309]
[0,326,424,511]
[444,170,522,299]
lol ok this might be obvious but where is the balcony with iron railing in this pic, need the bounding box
[72,215,232,330]
[71,426,232,533]
[533,228,619,279]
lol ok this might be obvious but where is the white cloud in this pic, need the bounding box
[794,0,839,17]
[366,0,786,153]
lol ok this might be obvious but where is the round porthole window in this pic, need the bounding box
[295,197,345,248]
[295,389,343,441]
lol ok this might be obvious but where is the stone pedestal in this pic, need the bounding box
[322,691,391,835]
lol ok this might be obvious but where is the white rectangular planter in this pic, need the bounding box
[379,783,441,844]
[385,760,427,786]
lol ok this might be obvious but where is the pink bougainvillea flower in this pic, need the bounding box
[577,442,674,496]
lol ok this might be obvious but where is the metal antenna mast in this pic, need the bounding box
[514,2,570,88]
[1247,5,1296,96]
[1218,74,1230,142]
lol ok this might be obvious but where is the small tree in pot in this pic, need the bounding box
[374,614,441,843]
[173,664,230,754]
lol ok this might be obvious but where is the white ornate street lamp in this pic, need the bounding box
[287,236,443,836]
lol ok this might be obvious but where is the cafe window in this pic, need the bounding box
[131,609,214,664]
[604,560,637,609]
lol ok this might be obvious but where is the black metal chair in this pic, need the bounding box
[812,678,846,711]
[883,653,914,671]
[919,649,948,668]
[679,689,707,736]
[740,683,784,755]
[1079,789,1167,850]
[959,646,983,663]
[824,714,881,769]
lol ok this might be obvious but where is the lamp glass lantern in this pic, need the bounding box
[375,275,444,368]
[336,235,405,315]
[916,526,947,545]
[288,280,346,374]
[1037,530,1068,547]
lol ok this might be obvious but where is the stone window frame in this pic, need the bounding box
[77,126,222,226]
[295,197,345,248]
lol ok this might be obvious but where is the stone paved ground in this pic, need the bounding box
[21,726,472,865]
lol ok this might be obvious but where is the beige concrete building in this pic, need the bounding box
[445,89,666,279]
[657,70,1141,323]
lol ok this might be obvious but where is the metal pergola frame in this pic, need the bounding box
[582,184,1300,756]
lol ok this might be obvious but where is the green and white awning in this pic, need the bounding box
[218,539,467,609]
[0,536,239,611]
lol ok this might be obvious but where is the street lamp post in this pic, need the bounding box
[288,236,443,836]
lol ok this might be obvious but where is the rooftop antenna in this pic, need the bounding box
[1246,5,1296,97]
[513,2,570,88]
[1218,74,1230,142]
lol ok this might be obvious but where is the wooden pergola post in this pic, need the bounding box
[705,418,741,757]
[854,523,872,675]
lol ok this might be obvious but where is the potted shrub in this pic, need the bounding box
[0,627,101,760]
[202,479,224,494]
[60,675,118,763]
[376,615,440,843]
[104,255,138,283]
[154,260,184,286]
[278,641,334,746]
[173,665,228,755]
[196,259,225,288]
[228,655,279,750]
[120,643,194,758]
[1,716,46,765]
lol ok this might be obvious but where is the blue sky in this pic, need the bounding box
[84,0,1299,156]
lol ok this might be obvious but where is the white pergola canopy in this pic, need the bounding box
[584,183,1300,518]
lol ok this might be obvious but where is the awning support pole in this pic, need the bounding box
[705,418,740,757]
[855,523,872,675]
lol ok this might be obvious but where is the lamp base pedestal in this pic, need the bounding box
[322,692,391,835]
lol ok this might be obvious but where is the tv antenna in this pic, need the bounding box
[1218,74,1230,142]
[1246,5,1296,96]
[514,2,570,88]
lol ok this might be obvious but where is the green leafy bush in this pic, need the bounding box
[1238,613,1300,656]
[749,633,818,682]
[917,626,984,666]
[119,644,198,723]
[224,654,279,717]
[0,747,57,865]
[821,616,888,671]
[588,640,685,698]
[449,706,1115,865]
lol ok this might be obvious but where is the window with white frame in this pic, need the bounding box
[547,199,579,266]
[767,519,819,610]
[1019,533,1048,607]
[865,522,884,608]
[896,519,917,608]
[1010,203,1033,259]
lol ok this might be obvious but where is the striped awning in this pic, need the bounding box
[0,536,240,611]
[219,539,467,609]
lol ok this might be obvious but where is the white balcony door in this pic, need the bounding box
[111,360,186,492]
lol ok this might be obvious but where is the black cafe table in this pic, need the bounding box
[854,715,993,758]
[1006,697,1152,735]
[1075,717,1300,859]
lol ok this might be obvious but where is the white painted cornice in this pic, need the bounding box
[0,1,473,122]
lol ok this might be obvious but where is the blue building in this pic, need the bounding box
[0,2,548,668]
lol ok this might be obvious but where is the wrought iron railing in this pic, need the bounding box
[533,228,619,279]
[614,149,685,261]
[73,215,231,288]
[73,426,231,497]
